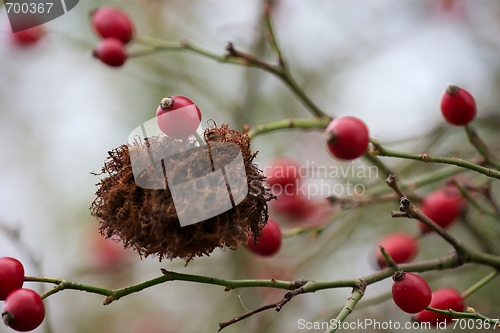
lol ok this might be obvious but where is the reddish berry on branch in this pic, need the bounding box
[246,219,282,257]
[374,232,419,268]
[418,189,464,233]
[325,116,370,160]
[392,271,432,314]
[2,288,45,332]
[414,288,464,326]
[11,25,45,46]
[91,7,135,44]
[0,257,25,301]
[156,96,202,139]
[440,85,476,126]
[93,38,127,67]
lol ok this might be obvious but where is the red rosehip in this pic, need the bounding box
[246,219,282,257]
[440,85,476,126]
[2,288,45,332]
[392,271,432,314]
[418,190,464,233]
[325,116,370,160]
[91,7,134,44]
[414,288,464,326]
[93,38,127,67]
[85,226,131,271]
[264,157,301,189]
[270,192,314,218]
[375,232,419,268]
[156,96,202,139]
[0,257,25,300]
[11,25,45,45]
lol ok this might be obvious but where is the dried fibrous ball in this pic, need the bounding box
[90,124,273,263]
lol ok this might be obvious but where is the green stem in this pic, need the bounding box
[425,307,499,327]
[26,272,307,304]
[379,246,398,269]
[325,287,364,333]
[247,117,330,139]
[133,35,330,119]
[263,1,285,67]
[371,139,500,180]
[132,35,248,66]
[451,180,500,222]
[464,125,500,169]
[366,165,467,196]
[461,270,499,299]
[362,152,393,180]
[276,68,331,119]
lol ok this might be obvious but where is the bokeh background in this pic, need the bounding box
[1,0,500,332]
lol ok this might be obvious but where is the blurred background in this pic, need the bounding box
[1,0,500,332]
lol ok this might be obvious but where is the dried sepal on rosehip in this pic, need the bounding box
[90,124,273,263]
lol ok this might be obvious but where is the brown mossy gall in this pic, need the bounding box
[90,124,273,264]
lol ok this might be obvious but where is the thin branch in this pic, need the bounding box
[218,286,305,331]
[371,139,500,180]
[26,271,309,305]
[225,41,279,74]
[366,164,468,196]
[461,270,499,299]
[246,117,331,139]
[450,179,500,222]
[362,152,394,180]
[464,125,500,169]
[386,175,500,269]
[262,1,285,67]
[425,306,500,327]
[379,246,398,269]
[386,174,464,251]
[324,287,365,333]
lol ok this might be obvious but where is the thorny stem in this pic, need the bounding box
[26,249,500,331]
[371,139,500,180]
[324,287,365,333]
[27,272,309,304]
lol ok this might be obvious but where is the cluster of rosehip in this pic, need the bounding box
[91,9,480,324]
[387,86,474,325]
[247,86,477,327]
[0,257,44,332]
[334,86,474,326]
[91,7,133,67]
